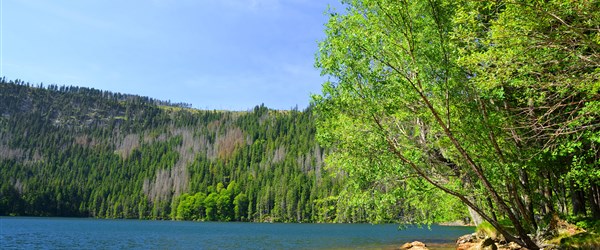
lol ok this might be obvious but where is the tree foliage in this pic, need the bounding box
[314,0,599,248]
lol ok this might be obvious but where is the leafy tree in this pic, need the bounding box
[453,0,600,219]
[234,193,249,221]
[204,193,218,221]
[314,0,598,248]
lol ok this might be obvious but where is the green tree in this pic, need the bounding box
[204,193,218,221]
[233,193,249,221]
[453,0,600,219]
[313,0,598,248]
[217,188,233,221]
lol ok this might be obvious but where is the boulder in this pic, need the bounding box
[400,242,412,250]
[399,241,428,250]
[456,235,502,250]
[411,241,426,247]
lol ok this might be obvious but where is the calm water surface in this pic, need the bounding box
[0,217,473,249]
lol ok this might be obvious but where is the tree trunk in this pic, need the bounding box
[518,169,537,230]
[589,184,600,219]
[556,182,569,214]
[487,197,498,222]
[541,171,554,215]
[572,186,587,216]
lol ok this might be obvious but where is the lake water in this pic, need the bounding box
[0,217,473,249]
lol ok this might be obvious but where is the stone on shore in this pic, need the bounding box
[400,241,428,250]
[457,234,500,250]
[457,233,479,250]
[456,242,478,250]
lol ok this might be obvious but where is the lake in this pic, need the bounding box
[0,217,473,249]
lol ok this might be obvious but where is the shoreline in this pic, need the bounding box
[424,243,455,250]
[437,221,474,227]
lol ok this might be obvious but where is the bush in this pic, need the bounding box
[567,216,600,233]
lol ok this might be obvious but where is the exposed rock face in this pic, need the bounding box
[400,241,428,250]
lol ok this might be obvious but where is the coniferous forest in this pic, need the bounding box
[0,79,344,222]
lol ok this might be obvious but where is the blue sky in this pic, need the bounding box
[1,0,344,110]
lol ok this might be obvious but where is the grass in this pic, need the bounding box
[473,216,600,249]
[558,232,600,250]
[545,216,600,250]
[476,221,499,239]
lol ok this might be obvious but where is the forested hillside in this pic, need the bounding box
[0,79,344,222]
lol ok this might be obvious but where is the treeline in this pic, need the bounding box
[7,78,192,109]
[0,79,343,222]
